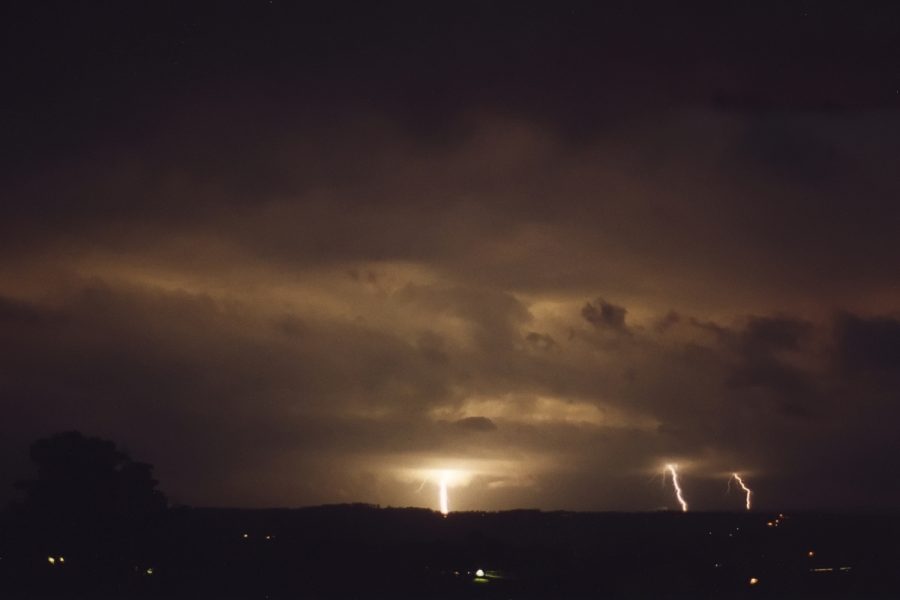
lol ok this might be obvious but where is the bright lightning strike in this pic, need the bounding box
[438,475,449,515]
[731,473,752,510]
[665,464,688,512]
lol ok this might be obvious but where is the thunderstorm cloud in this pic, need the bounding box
[2,3,900,512]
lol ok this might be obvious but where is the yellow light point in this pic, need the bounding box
[58,556,64,563]
[749,577,759,585]
[146,567,154,575]
[731,473,752,510]
[808,550,815,558]
[665,464,688,512]
[47,556,56,565]
[439,475,449,515]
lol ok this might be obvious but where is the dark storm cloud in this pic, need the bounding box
[524,332,558,352]
[0,296,46,325]
[453,417,498,433]
[2,2,900,511]
[581,299,629,332]
[732,117,846,183]
[740,316,812,354]
[653,311,681,333]
[725,362,818,418]
[723,316,819,417]
[835,313,900,376]
[3,266,900,509]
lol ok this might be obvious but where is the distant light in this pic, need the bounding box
[766,521,774,527]
[839,566,852,572]
[242,533,249,539]
[664,464,688,512]
[475,569,485,577]
[58,556,65,563]
[808,550,815,557]
[47,556,56,565]
[146,567,154,575]
[439,476,449,515]
[265,535,271,540]
[731,473,753,510]
[749,577,759,585]
[810,567,833,573]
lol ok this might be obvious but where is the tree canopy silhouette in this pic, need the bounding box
[16,431,167,524]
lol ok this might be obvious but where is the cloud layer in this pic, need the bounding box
[3,3,900,511]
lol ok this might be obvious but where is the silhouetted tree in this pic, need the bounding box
[16,431,166,547]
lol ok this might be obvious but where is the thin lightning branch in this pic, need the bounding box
[731,473,752,510]
[665,464,688,512]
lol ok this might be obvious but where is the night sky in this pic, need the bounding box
[3,1,900,512]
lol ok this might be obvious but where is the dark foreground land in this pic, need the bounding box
[2,505,899,599]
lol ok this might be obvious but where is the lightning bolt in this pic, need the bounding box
[731,473,752,510]
[665,464,688,512]
[438,475,449,515]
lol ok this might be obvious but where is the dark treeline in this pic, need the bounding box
[2,432,900,598]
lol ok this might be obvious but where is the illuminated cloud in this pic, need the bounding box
[2,4,900,511]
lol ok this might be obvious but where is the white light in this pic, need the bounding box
[475,569,485,577]
[664,464,688,512]
[439,476,449,515]
[731,473,752,510]
[47,556,56,565]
